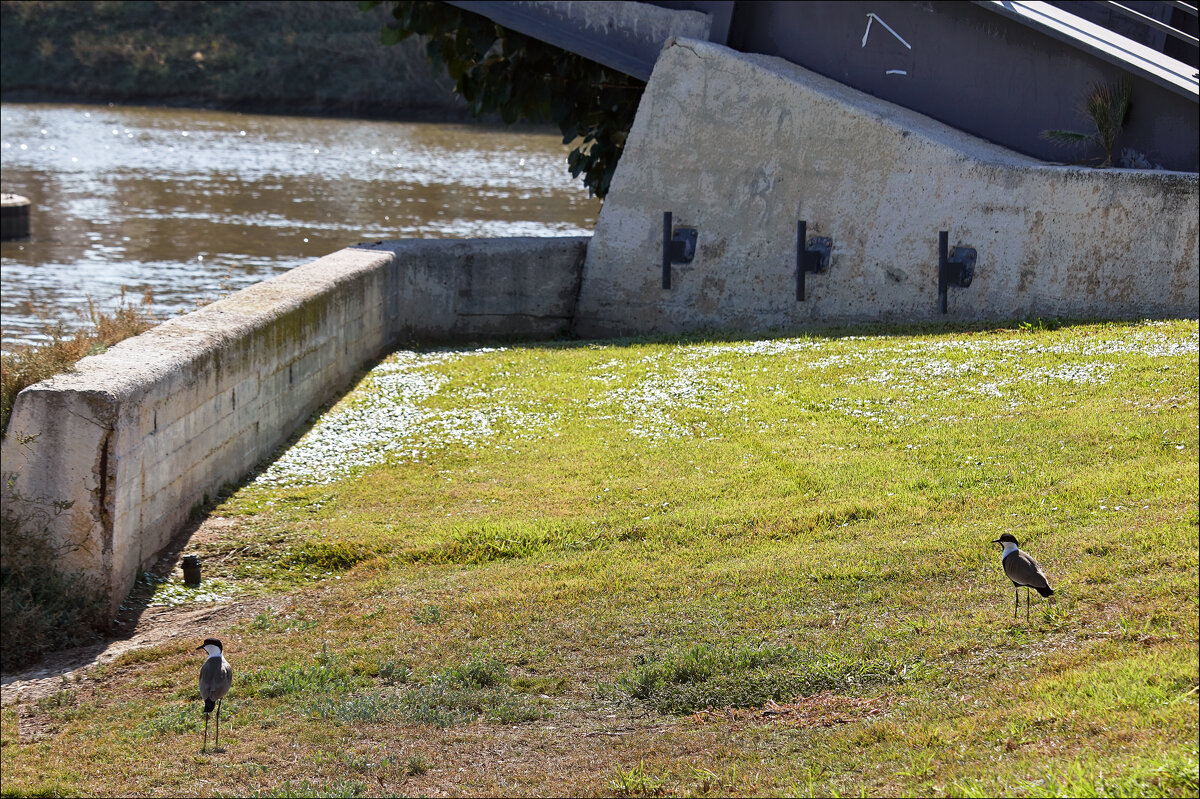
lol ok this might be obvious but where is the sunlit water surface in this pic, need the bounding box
[0,102,599,351]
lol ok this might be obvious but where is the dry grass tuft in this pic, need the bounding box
[1,292,156,435]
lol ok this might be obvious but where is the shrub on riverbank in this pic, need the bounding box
[1,295,156,436]
[0,0,460,118]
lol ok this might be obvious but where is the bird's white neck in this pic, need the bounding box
[999,541,1019,560]
[203,644,223,659]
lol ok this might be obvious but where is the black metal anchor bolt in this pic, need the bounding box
[661,211,697,289]
[797,220,832,301]
[937,231,976,314]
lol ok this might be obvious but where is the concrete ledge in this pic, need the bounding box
[574,38,1199,336]
[1,236,588,617]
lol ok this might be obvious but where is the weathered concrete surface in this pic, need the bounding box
[574,38,1200,337]
[356,236,586,342]
[1,237,587,617]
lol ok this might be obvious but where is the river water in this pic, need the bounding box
[0,102,600,351]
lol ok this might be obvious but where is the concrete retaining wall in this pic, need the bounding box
[1,237,587,617]
[573,38,1199,337]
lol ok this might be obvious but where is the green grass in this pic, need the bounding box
[1,319,1196,797]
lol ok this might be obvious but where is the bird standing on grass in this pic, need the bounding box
[992,533,1056,620]
[197,638,233,752]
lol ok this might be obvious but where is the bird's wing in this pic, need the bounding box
[1014,551,1051,589]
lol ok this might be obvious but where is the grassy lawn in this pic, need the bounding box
[2,319,1196,797]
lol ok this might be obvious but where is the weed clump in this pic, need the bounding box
[287,541,377,571]
[2,294,155,435]
[300,651,544,727]
[0,501,106,671]
[242,646,365,698]
[607,643,905,715]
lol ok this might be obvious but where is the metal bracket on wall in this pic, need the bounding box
[937,231,976,314]
[661,211,697,289]
[797,220,832,301]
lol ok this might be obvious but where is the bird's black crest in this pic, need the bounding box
[992,533,1019,545]
[201,638,223,651]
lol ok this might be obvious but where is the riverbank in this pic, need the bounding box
[0,0,462,119]
[0,100,597,354]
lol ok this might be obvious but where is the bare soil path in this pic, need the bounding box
[1,516,279,714]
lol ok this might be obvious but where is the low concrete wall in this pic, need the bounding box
[574,38,1199,337]
[1,236,587,617]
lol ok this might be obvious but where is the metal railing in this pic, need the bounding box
[1105,1,1198,47]
[1052,0,1199,65]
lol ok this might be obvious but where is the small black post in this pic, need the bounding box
[182,554,202,586]
[938,230,949,315]
[662,211,672,290]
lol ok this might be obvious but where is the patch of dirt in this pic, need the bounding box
[691,691,892,729]
[1,515,280,716]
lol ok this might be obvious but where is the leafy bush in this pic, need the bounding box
[370,0,644,197]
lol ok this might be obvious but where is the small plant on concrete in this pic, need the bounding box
[2,291,155,436]
[1041,77,1132,167]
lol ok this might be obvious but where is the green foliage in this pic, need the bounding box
[368,0,644,197]
[242,646,366,698]
[287,540,377,571]
[437,652,508,689]
[0,0,455,116]
[617,643,804,697]
[1041,77,1132,167]
[249,780,370,799]
[412,604,444,625]
[951,750,1199,797]
[401,518,613,564]
[609,761,668,797]
[375,658,413,684]
[134,704,205,738]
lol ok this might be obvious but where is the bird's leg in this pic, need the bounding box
[202,712,209,753]
[1026,587,1031,621]
[215,699,221,751]
[1013,588,1019,620]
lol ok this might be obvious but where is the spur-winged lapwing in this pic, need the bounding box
[197,638,233,752]
[992,533,1056,619]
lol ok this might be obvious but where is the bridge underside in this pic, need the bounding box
[450,0,1198,171]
